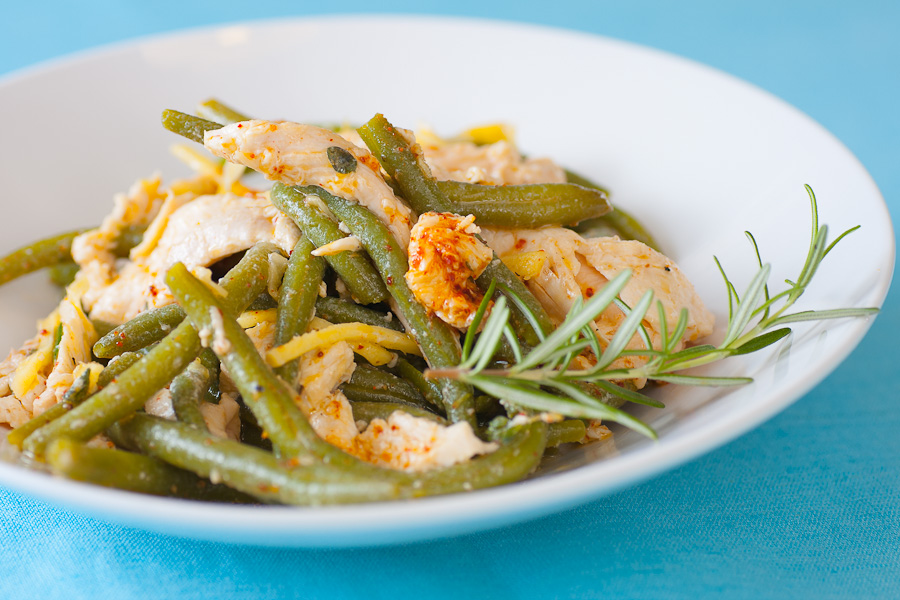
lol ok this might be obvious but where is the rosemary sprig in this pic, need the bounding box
[427,186,879,438]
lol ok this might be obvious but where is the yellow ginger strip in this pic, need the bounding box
[237,309,277,329]
[267,322,421,367]
[349,343,395,366]
[11,311,61,398]
[501,250,547,281]
[460,123,514,145]
[171,143,221,178]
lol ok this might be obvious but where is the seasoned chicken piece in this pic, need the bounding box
[295,341,360,452]
[86,193,299,324]
[481,227,715,384]
[422,139,567,186]
[354,411,497,472]
[293,340,497,470]
[204,120,413,248]
[405,212,494,329]
[31,298,98,415]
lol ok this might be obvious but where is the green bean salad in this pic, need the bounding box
[2,99,801,505]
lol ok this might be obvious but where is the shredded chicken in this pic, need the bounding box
[481,226,715,384]
[204,120,413,248]
[405,212,494,329]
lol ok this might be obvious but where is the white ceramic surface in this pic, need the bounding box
[0,16,893,547]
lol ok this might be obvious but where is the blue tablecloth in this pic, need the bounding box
[2,2,897,598]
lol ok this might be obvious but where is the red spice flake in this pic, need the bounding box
[386,276,394,285]
[515,239,527,250]
[317,351,325,358]
[585,287,595,298]
[39,329,48,335]
[148,285,159,297]
[237,123,243,128]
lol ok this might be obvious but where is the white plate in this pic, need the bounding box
[0,16,893,547]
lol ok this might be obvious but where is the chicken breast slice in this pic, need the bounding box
[87,193,299,325]
[204,120,413,248]
[481,227,715,382]
[405,212,494,329]
[422,139,567,186]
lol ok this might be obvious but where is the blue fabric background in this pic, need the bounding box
[1,1,897,598]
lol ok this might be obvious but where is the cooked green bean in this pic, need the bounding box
[275,237,326,385]
[98,350,148,388]
[389,357,445,412]
[93,304,185,358]
[270,183,388,305]
[110,414,398,505]
[431,180,610,227]
[547,419,587,447]
[349,401,447,425]
[48,261,79,287]
[475,258,554,346]
[347,363,424,406]
[293,184,476,427]
[198,348,221,404]
[565,168,660,249]
[341,383,430,408]
[46,437,254,503]
[165,262,360,464]
[112,224,148,258]
[170,360,211,430]
[0,229,91,287]
[23,244,277,458]
[161,109,224,144]
[314,296,403,331]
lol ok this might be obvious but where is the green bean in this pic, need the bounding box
[565,169,660,250]
[431,180,610,227]
[547,419,587,447]
[93,243,279,358]
[112,224,148,258]
[347,363,424,406]
[161,109,224,144]
[275,237,326,385]
[475,258,554,346]
[389,357,445,412]
[5,368,92,448]
[341,383,430,408]
[198,348,221,404]
[23,244,277,458]
[48,262,79,287]
[0,229,91,287]
[294,185,476,428]
[197,98,250,124]
[170,360,210,430]
[247,293,277,310]
[357,113,552,346]
[98,350,149,388]
[270,183,388,305]
[314,296,403,331]
[93,304,185,358]
[349,401,447,425]
[165,262,359,464]
[46,437,254,503]
[111,414,404,505]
